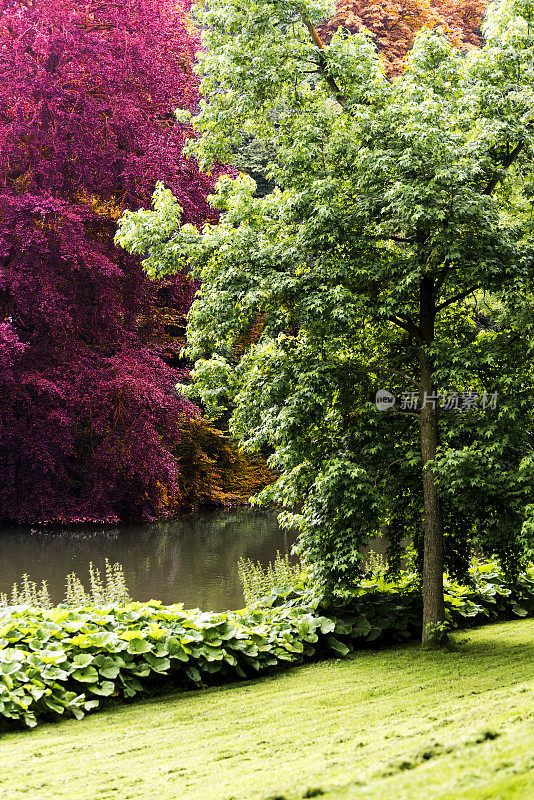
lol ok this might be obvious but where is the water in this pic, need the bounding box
[0,508,296,611]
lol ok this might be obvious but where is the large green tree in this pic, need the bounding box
[117,0,534,643]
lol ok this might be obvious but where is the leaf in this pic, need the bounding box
[90,632,123,649]
[71,666,99,683]
[44,696,66,714]
[317,617,336,634]
[93,655,123,679]
[119,630,143,642]
[325,636,350,656]
[126,637,152,655]
[201,661,222,674]
[201,645,224,662]
[144,653,171,673]
[127,663,150,677]
[166,637,190,660]
[119,675,144,698]
[71,653,94,669]
[186,666,202,684]
[0,660,21,676]
[34,649,67,665]
[350,616,372,638]
[27,685,47,701]
[365,626,383,642]
[89,681,116,697]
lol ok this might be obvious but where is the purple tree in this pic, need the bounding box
[0,0,261,523]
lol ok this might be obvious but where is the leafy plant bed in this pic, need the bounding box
[1,561,532,728]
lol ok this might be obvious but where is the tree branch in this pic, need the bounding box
[484,141,523,195]
[299,14,346,108]
[436,285,479,312]
[381,367,419,388]
[388,315,424,344]
[343,364,419,388]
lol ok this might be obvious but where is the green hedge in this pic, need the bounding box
[0,600,341,728]
[1,561,533,729]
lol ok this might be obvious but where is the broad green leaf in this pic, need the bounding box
[71,654,94,669]
[89,681,116,697]
[325,636,350,656]
[144,654,171,673]
[126,637,152,655]
[71,666,99,683]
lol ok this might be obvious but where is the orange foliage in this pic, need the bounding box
[232,313,266,360]
[319,0,486,75]
[430,0,485,47]
[176,419,275,509]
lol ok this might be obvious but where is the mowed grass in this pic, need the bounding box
[0,619,532,800]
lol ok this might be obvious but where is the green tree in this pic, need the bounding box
[117,0,534,643]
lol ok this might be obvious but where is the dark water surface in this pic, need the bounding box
[0,509,296,611]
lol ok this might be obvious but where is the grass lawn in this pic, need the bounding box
[0,618,532,800]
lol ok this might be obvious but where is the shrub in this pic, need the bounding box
[0,599,339,728]
[0,560,532,729]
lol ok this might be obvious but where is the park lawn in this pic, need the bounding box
[0,619,532,800]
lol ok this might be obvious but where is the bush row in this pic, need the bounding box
[0,600,340,728]
[1,561,532,728]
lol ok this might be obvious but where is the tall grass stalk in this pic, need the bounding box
[238,551,304,605]
[1,559,131,609]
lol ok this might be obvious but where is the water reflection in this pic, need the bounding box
[0,509,296,611]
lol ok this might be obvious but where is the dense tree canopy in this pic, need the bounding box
[320,0,486,74]
[118,0,534,641]
[0,0,268,523]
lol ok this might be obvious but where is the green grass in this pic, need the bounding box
[0,619,532,800]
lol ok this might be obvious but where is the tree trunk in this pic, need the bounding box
[418,277,445,646]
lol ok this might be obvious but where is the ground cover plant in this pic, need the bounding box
[0,560,532,728]
[0,618,532,800]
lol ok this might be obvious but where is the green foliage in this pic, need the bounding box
[0,561,131,611]
[64,561,131,607]
[238,551,304,605]
[1,560,531,729]
[116,0,534,600]
[0,597,334,728]
[0,575,52,610]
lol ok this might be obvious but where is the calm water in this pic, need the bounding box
[0,509,296,611]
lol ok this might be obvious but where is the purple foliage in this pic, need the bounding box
[0,0,216,523]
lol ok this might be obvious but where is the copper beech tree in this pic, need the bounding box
[0,0,267,523]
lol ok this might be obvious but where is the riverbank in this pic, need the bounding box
[1,618,532,800]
